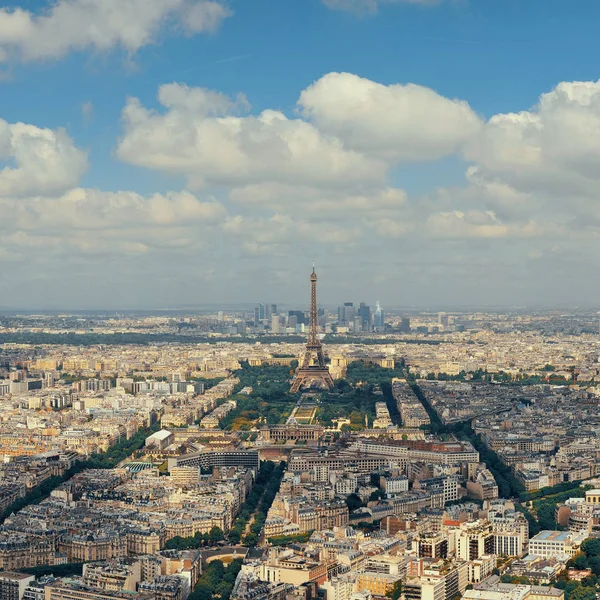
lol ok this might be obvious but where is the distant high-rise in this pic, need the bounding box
[254,303,266,326]
[271,315,281,334]
[374,301,385,330]
[288,310,307,325]
[338,302,355,325]
[438,312,449,327]
[318,307,329,327]
[270,304,277,317]
[358,302,372,331]
[400,317,410,333]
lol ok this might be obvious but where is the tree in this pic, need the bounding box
[215,581,233,598]
[242,532,258,547]
[345,494,364,512]
[570,554,589,570]
[563,581,582,599]
[203,560,225,587]
[501,575,531,585]
[387,580,402,600]
[369,489,385,502]
[588,556,600,576]
[209,526,225,544]
[194,531,209,546]
[189,584,212,600]
[582,575,597,588]
[582,538,600,557]
[22,562,84,578]
[268,532,312,546]
[569,587,596,600]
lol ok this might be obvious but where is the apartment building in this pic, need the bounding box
[0,573,35,600]
[528,531,587,558]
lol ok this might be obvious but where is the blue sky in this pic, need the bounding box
[2,0,600,309]
[6,0,600,194]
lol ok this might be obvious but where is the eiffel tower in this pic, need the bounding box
[290,265,334,393]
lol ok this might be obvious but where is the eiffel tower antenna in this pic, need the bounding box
[290,264,334,393]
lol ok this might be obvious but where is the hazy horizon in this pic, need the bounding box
[1,303,599,314]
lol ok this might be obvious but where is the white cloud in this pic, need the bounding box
[157,83,249,115]
[322,0,440,15]
[0,187,227,280]
[229,182,407,215]
[425,210,510,239]
[116,74,482,190]
[222,213,362,257]
[10,76,600,307]
[116,83,387,188]
[299,72,481,162]
[113,76,600,259]
[0,0,231,63]
[464,80,600,199]
[0,118,87,196]
[1,188,225,232]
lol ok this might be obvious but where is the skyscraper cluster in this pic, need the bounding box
[253,303,311,334]
[252,299,387,334]
[337,301,386,332]
[253,303,277,326]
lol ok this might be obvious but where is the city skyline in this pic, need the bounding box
[3,0,600,308]
[2,290,600,598]
[4,2,600,590]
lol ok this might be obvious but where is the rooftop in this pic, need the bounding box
[530,531,571,542]
[148,430,172,441]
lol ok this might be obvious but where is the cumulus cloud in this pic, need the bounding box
[0,0,231,63]
[0,118,87,196]
[0,187,228,280]
[322,0,440,15]
[10,75,600,307]
[116,74,481,190]
[116,83,387,188]
[229,182,407,216]
[222,213,363,257]
[425,210,510,239]
[299,72,481,162]
[114,75,600,251]
[113,75,600,257]
[1,188,225,232]
[464,80,600,199]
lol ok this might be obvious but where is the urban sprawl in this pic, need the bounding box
[2,293,600,600]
